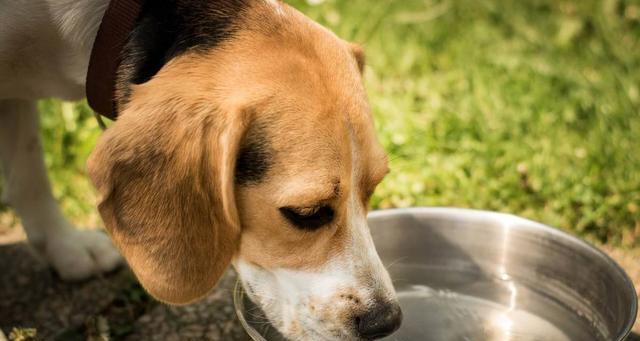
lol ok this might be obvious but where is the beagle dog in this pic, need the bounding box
[0,0,402,340]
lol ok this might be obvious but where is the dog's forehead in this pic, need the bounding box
[188,3,363,103]
[262,108,351,189]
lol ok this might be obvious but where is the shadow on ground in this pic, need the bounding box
[0,242,249,341]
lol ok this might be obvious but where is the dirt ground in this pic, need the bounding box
[0,226,638,341]
[0,229,250,341]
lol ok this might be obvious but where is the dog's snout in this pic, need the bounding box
[355,300,402,339]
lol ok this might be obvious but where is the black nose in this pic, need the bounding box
[355,301,403,339]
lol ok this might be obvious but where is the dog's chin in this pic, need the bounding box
[266,313,358,341]
[245,291,359,341]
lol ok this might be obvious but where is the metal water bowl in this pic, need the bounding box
[235,207,637,340]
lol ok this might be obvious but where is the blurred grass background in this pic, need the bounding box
[1,0,639,246]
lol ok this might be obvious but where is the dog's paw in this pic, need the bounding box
[43,229,123,281]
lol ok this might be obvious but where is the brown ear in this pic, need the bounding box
[349,43,366,73]
[87,100,247,305]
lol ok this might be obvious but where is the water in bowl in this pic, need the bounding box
[383,264,608,341]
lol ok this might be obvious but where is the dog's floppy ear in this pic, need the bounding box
[87,100,247,305]
[349,43,366,73]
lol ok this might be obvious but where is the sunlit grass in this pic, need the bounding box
[291,0,640,244]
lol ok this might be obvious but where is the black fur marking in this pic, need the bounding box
[116,0,251,109]
[235,123,273,186]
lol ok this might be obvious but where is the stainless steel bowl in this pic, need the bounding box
[235,207,637,340]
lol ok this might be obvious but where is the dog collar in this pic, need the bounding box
[86,0,144,120]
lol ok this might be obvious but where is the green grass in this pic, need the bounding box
[2,0,639,244]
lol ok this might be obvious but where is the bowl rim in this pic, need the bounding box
[235,207,638,341]
[234,281,270,341]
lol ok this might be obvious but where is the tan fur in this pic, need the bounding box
[88,0,387,304]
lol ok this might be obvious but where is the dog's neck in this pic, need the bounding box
[113,0,251,115]
[0,0,253,105]
[90,0,252,118]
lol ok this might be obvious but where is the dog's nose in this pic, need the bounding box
[355,300,403,339]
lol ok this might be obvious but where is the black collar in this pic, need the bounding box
[86,0,144,120]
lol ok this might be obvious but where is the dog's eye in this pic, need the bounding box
[279,205,335,230]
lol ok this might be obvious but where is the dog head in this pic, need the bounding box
[88,1,401,340]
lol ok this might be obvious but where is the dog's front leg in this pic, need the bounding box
[0,99,122,280]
